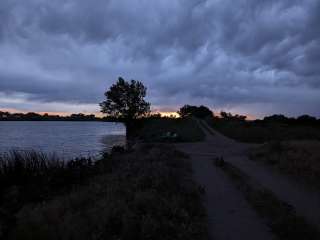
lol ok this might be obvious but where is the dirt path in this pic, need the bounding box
[176,120,320,239]
[202,120,320,229]
[175,122,275,240]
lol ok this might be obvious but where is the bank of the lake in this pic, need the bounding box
[0,118,208,240]
[0,121,126,159]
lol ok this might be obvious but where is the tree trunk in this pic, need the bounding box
[124,120,135,150]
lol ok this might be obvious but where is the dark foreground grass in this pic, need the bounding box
[0,151,96,237]
[2,145,207,240]
[215,158,320,240]
[250,140,320,189]
[135,118,205,142]
[206,119,320,143]
[0,151,96,201]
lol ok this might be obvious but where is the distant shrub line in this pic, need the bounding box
[206,116,320,143]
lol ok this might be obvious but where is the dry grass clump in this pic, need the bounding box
[8,144,207,240]
[250,140,320,188]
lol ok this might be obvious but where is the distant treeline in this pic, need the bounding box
[261,114,320,126]
[219,112,320,126]
[178,104,320,127]
[1,108,320,126]
[0,111,120,122]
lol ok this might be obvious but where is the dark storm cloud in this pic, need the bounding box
[0,0,319,117]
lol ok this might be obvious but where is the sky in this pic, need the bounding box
[0,0,319,118]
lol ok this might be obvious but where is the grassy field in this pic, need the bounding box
[135,118,205,142]
[206,118,320,143]
[0,145,207,240]
[250,140,320,189]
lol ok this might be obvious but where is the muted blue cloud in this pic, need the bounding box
[0,0,319,117]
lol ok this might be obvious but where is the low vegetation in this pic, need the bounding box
[206,117,320,143]
[134,117,205,142]
[0,151,96,237]
[215,158,320,240]
[0,145,207,240]
[0,150,96,205]
[250,140,320,189]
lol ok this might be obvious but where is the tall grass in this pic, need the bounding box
[7,145,207,240]
[0,150,94,191]
[0,145,207,240]
[0,150,95,238]
[0,151,63,181]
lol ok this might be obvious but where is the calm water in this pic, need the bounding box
[0,121,126,159]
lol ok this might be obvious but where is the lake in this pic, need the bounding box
[0,121,126,159]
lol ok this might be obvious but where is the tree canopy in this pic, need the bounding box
[178,105,213,118]
[100,77,151,123]
[220,111,247,121]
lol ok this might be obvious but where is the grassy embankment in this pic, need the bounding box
[134,117,205,142]
[206,118,320,143]
[206,117,320,188]
[250,140,320,189]
[214,158,320,240]
[0,118,207,240]
[204,116,320,238]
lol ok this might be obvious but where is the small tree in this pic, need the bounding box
[100,77,151,136]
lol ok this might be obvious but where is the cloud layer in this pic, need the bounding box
[0,0,319,117]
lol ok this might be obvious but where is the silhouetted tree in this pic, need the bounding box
[263,114,289,123]
[220,111,230,119]
[100,77,151,136]
[296,115,317,125]
[220,111,246,121]
[178,105,193,118]
[178,105,213,118]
